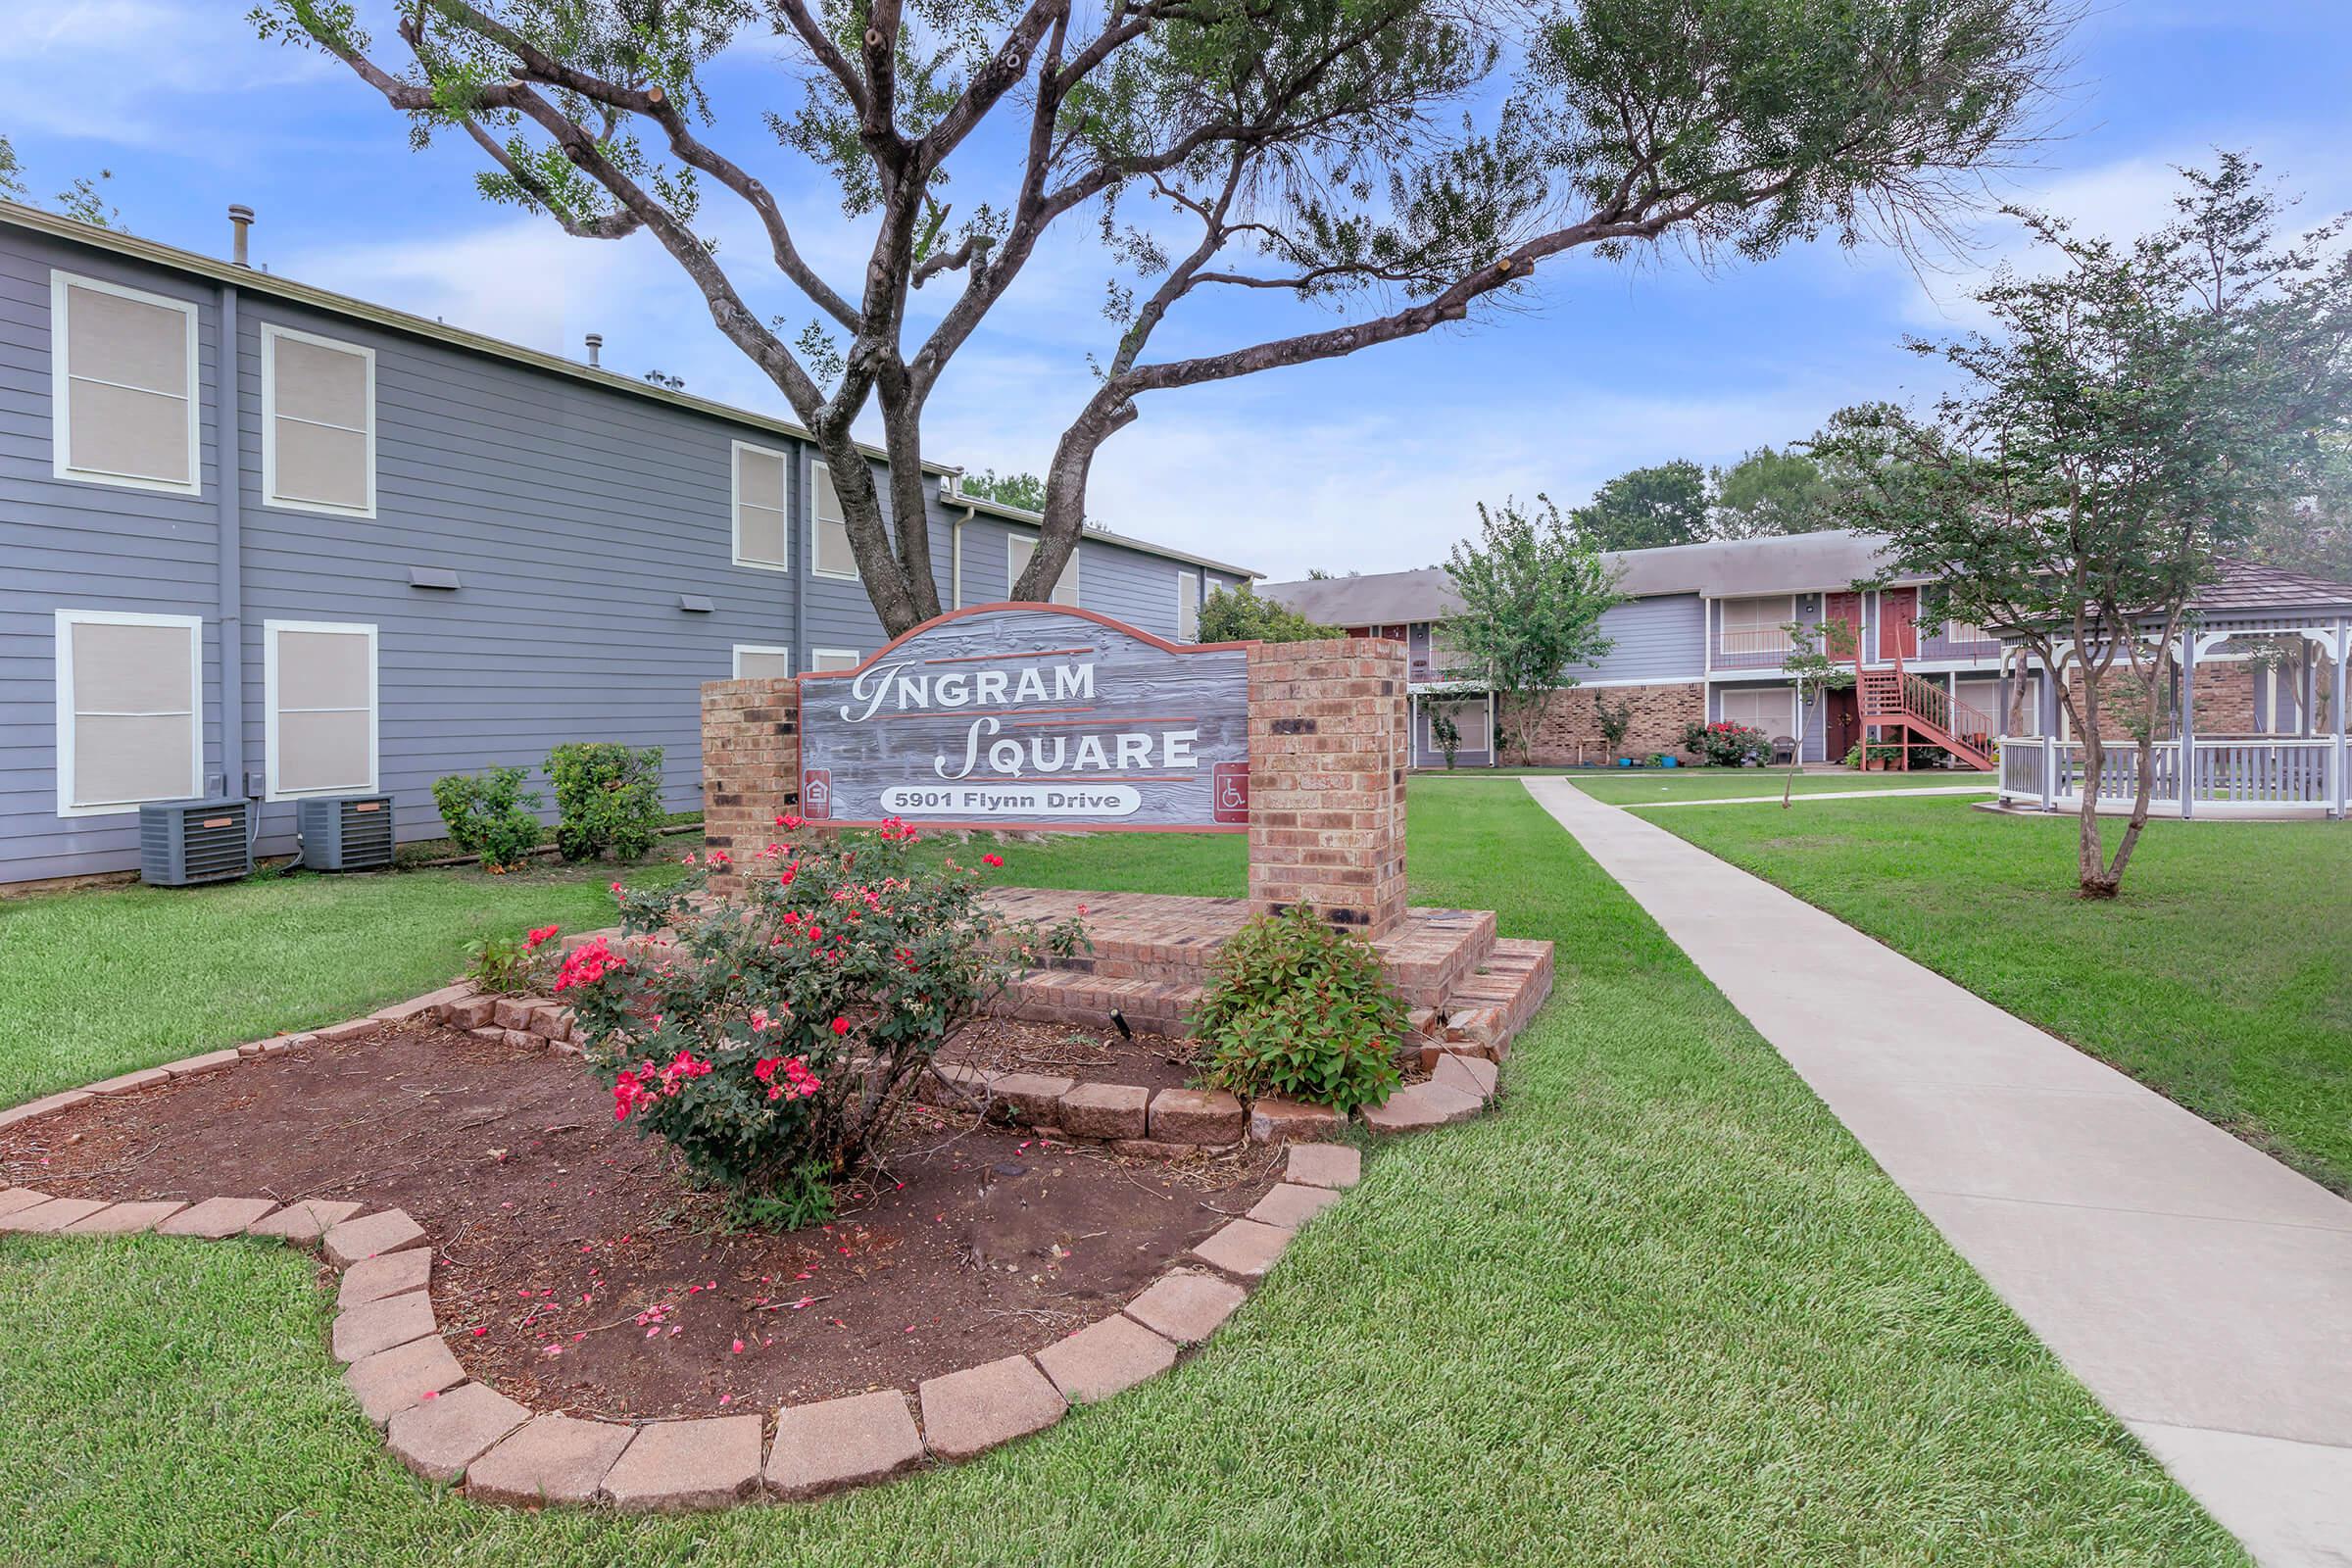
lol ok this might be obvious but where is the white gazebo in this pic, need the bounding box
[1995,560,2352,819]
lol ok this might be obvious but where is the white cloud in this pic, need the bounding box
[0,1,335,148]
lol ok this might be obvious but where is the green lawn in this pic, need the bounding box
[1573,769,1995,806]
[0,858,684,1109]
[1645,794,2352,1194]
[0,780,2237,1565]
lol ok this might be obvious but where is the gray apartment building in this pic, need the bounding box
[1,201,1252,888]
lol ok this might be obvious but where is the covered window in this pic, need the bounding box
[1006,532,1081,607]
[809,462,858,579]
[807,648,859,673]
[1719,685,1796,738]
[1425,697,1492,755]
[1718,597,1794,656]
[733,646,793,680]
[1944,619,1993,645]
[265,620,376,800]
[733,442,790,569]
[1176,570,1200,640]
[52,271,200,493]
[262,323,374,515]
[54,610,203,815]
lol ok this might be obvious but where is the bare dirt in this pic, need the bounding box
[0,1023,1280,1419]
[939,1015,1200,1094]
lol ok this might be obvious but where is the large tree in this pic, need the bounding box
[1443,494,1621,761]
[1568,459,1710,551]
[1818,156,2352,898]
[255,0,2068,635]
[1711,445,1834,537]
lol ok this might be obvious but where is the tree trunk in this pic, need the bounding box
[2074,676,2116,899]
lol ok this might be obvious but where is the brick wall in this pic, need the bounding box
[1245,636,1410,937]
[700,678,801,896]
[2064,662,2257,741]
[1500,682,1706,765]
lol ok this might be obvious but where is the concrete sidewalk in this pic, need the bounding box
[1524,776,2352,1568]
[1621,783,1998,808]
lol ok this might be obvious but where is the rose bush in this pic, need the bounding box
[1681,720,1775,767]
[558,819,1083,1218]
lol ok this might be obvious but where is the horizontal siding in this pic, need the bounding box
[0,230,225,881]
[1567,593,1706,684]
[1,224,1238,883]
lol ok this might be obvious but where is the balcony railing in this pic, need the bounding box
[1717,627,1794,658]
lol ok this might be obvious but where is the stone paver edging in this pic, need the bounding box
[0,957,1511,1512]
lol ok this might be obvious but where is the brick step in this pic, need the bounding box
[995,968,1201,1037]
[988,889,1494,1006]
[1411,938,1555,1068]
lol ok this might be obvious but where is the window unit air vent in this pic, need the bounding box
[298,793,395,871]
[138,798,253,887]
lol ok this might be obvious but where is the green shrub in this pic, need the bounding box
[1682,720,1774,767]
[463,922,564,994]
[1190,904,1405,1110]
[546,742,666,862]
[430,765,545,872]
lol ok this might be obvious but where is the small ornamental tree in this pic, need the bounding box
[564,820,1083,1215]
[1593,696,1635,761]
[1818,156,2352,897]
[1780,617,1856,806]
[1444,495,1622,762]
[1427,705,1463,768]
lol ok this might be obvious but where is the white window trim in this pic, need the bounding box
[54,609,205,817]
[50,270,203,497]
[732,644,794,678]
[260,321,377,518]
[807,647,860,673]
[808,460,859,581]
[263,618,378,803]
[730,439,792,574]
[1176,569,1200,640]
[1007,530,1081,606]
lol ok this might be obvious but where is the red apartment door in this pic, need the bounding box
[1824,592,1864,662]
[1885,588,1920,659]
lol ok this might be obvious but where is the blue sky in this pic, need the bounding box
[7,2,2350,580]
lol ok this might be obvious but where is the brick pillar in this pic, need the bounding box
[1246,636,1410,936]
[700,678,800,896]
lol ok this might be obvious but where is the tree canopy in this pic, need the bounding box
[961,469,1047,512]
[1816,154,2352,897]
[254,0,2070,634]
[1568,460,1710,550]
[1711,446,1836,537]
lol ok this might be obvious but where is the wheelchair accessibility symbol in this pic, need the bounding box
[1212,761,1250,824]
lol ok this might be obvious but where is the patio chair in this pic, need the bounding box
[1770,735,1798,765]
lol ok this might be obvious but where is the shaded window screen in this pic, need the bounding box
[64,617,198,808]
[812,464,858,578]
[1177,570,1200,640]
[735,648,792,680]
[736,445,789,567]
[808,649,860,672]
[61,280,194,487]
[271,626,374,796]
[269,330,371,512]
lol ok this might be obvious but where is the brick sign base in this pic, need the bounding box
[703,628,1410,935]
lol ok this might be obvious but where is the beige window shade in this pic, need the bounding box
[1720,686,1796,736]
[269,623,375,798]
[734,647,792,680]
[267,328,372,514]
[735,444,788,567]
[62,615,200,810]
[808,649,860,672]
[58,277,195,488]
[1007,534,1080,607]
[811,464,858,578]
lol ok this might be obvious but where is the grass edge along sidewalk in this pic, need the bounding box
[0,779,2240,1566]
[1641,791,2352,1197]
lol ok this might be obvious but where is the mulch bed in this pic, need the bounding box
[939,1016,1200,1094]
[0,1024,1280,1420]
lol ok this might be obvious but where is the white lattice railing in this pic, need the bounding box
[2005,738,2339,811]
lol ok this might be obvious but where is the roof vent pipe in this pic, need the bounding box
[585,332,603,368]
[227,204,255,267]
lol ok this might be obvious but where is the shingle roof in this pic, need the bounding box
[1263,529,1912,622]
[2189,557,2352,615]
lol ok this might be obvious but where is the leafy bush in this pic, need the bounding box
[1683,720,1774,767]
[1197,583,1340,644]
[1594,697,1635,755]
[561,821,1085,1211]
[464,923,564,994]
[430,765,545,872]
[546,742,666,862]
[1428,706,1462,768]
[1190,904,1405,1110]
